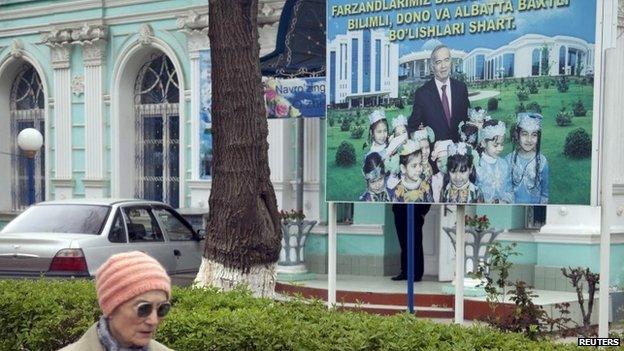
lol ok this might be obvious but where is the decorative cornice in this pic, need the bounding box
[177,10,209,52]
[49,45,72,69]
[42,24,108,69]
[83,40,106,66]
[176,10,208,35]
[42,24,107,47]
[0,5,208,37]
[138,23,154,46]
[10,39,24,58]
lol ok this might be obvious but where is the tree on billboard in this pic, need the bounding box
[194,0,282,296]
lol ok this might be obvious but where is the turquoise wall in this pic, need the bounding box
[477,205,526,230]
[1,0,206,203]
[497,240,624,286]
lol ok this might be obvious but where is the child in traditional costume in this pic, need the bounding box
[506,113,549,204]
[441,142,483,203]
[476,119,513,204]
[430,140,452,203]
[359,152,390,202]
[392,140,433,203]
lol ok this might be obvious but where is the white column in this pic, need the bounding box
[49,44,74,199]
[303,118,321,220]
[327,202,337,308]
[83,40,107,198]
[268,119,292,210]
[189,50,202,181]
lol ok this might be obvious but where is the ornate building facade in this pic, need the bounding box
[1,0,623,293]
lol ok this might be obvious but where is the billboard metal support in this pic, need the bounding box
[328,202,337,308]
[296,118,304,212]
[407,204,415,313]
[597,0,618,335]
[454,205,466,324]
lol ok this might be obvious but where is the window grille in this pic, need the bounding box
[134,54,180,208]
[10,64,45,210]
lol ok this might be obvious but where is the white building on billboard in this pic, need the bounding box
[463,34,595,81]
[399,39,466,81]
[327,29,398,107]
[398,35,594,83]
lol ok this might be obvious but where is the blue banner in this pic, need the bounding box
[264,77,326,118]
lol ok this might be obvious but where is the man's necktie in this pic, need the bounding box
[441,84,451,127]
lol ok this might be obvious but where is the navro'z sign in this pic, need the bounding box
[326,0,597,206]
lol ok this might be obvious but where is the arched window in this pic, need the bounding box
[10,64,45,210]
[134,54,180,208]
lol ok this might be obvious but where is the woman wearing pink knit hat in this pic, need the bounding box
[60,251,173,351]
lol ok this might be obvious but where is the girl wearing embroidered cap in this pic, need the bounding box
[59,251,173,351]
[441,142,483,203]
[506,112,549,204]
[476,119,513,204]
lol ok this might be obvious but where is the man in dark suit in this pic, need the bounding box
[392,45,469,281]
[407,45,470,141]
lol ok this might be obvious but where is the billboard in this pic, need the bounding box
[264,77,326,118]
[326,0,597,205]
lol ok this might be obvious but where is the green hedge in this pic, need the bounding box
[0,279,593,351]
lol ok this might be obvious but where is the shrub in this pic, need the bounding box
[340,117,351,131]
[516,88,529,101]
[335,141,356,166]
[395,98,404,109]
[556,76,569,93]
[328,118,335,127]
[0,279,583,351]
[528,84,539,95]
[515,102,526,114]
[349,125,365,139]
[525,101,542,113]
[543,79,551,90]
[487,97,499,111]
[572,99,587,117]
[556,109,572,127]
[564,128,592,158]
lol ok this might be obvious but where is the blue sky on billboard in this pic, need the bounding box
[327,1,596,54]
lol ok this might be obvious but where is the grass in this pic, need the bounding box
[326,77,593,204]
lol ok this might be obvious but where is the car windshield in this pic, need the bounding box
[1,204,110,234]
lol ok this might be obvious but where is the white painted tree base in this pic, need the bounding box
[193,257,277,298]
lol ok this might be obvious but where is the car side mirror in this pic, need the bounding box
[195,229,206,241]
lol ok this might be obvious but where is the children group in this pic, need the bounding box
[359,108,549,205]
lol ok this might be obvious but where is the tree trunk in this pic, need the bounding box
[194,0,282,297]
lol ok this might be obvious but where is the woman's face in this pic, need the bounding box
[372,121,388,145]
[108,290,169,348]
[519,129,538,153]
[450,167,470,188]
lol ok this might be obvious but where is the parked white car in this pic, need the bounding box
[0,199,205,279]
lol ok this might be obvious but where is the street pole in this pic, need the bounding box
[454,204,466,324]
[407,204,414,313]
[16,128,43,206]
[26,151,35,205]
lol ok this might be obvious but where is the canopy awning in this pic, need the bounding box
[260,0,325,78]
